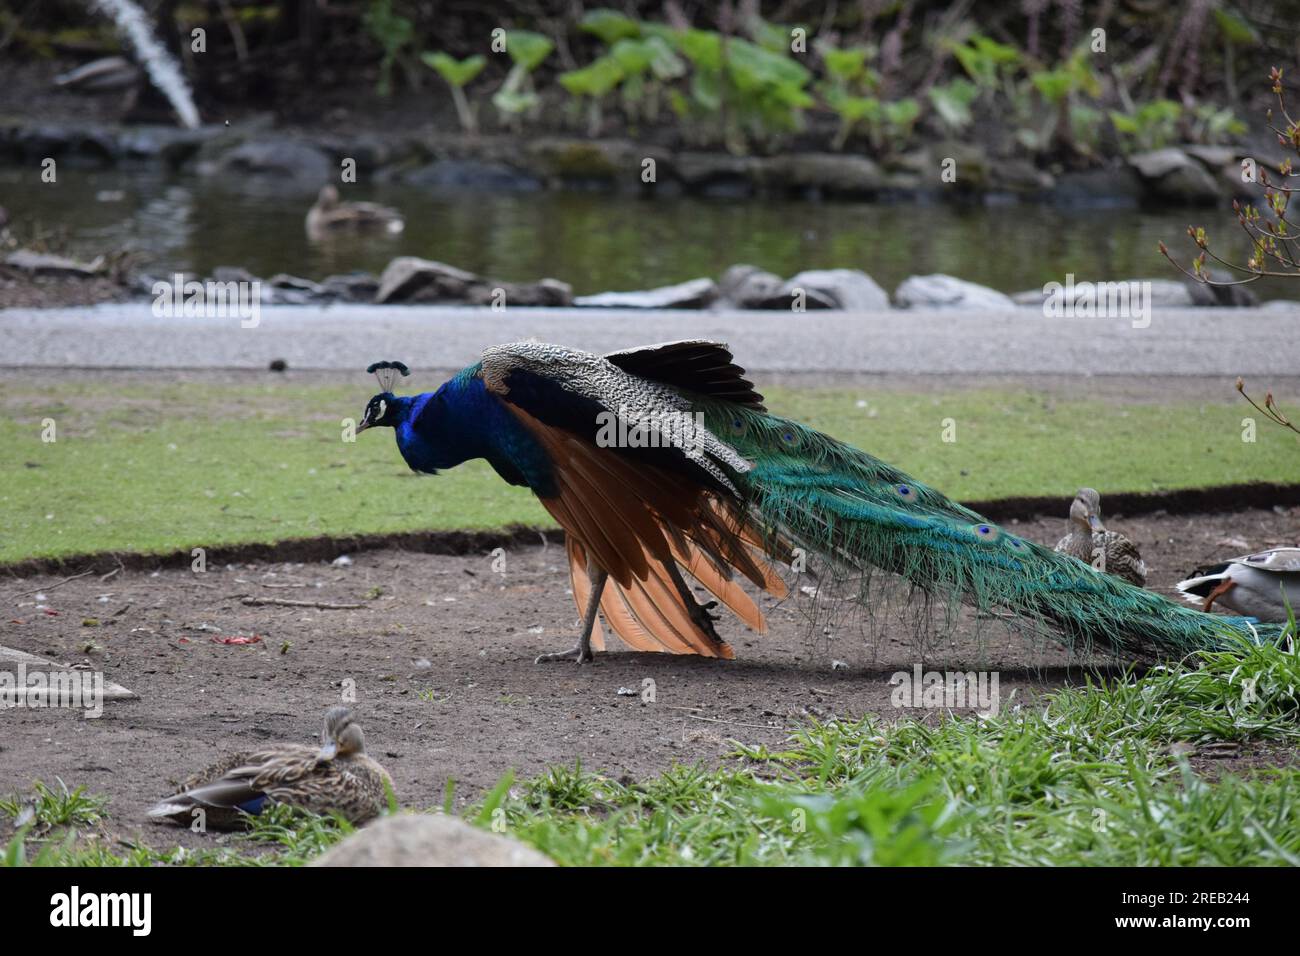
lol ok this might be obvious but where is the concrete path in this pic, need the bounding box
[1,301,1295,375]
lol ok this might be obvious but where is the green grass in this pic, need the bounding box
[1,377,1295,565]
[5,633,1297,867]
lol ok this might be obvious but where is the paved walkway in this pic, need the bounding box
[1,302,1295,375]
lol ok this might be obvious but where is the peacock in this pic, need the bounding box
[149,707,392,828]
[356,342,1285,664]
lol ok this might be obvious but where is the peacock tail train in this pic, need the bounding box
[693,399,1285,660]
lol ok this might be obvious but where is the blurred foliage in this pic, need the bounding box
[2,0,1288,158]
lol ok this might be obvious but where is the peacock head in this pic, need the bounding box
[356,361,411,433]
[317,706,367,762]
[1069,487,1104,532]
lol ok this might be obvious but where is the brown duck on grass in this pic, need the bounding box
[148,707,392,829]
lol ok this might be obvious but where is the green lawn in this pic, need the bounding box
[1,377,1295,565]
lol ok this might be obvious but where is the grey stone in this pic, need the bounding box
[758,153,884,197]
[376,256,571,306]
[465,277,573,308]
[1014,278,1195,309]
[404,159,541,192]
[1053,167,1145,207]
[718,264,783,308]
[200,137,332,184]
[673,152,759,197]
[575,277,717,309]
[894,274,1014,310]
[5,250,104,277]
[1185,277,1259,307]
[311,813,555,867]
[759,269,889,312]
[376,257,482,304]
[1129,148,1223,204]
[321,272,381,303]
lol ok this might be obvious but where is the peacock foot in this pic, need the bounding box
[688,599,723,642]
[534,644,594,665]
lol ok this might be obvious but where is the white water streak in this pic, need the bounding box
[89,0,200,129]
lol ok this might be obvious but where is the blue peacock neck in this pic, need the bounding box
[390,371,553,492]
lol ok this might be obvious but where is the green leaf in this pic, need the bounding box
[609,38,654,76]
[644,35,687,81]
[927,79,977,130]
[1213,8,1257,45]
[558,56,625,98]
[580,9,642,45]
[822,46,869,82]
[421,52,486,88]
[504,30,554,71]
[677,28,723,70]
[492,89,539,114]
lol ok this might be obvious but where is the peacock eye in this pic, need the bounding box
[778,427,800,447]
[728,416,747,437]
[376,400,387,418]
[895,484,916,500]
[972,523,999,542]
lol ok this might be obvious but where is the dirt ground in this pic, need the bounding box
[2,505,1297,850]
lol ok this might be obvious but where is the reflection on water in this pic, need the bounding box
[1,165,1286,299]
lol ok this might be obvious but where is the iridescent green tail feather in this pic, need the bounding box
[701,404,1284,660]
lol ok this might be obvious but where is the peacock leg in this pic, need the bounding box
[662,559,723,645]
[535,565,608,665]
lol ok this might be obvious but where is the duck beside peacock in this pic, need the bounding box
[355,341,1291,664]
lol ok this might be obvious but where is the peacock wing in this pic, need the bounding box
[604,340,766,411]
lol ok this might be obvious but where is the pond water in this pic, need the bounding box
[1,165,1283,299]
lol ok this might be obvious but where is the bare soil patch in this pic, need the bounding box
[2,506,1297,851]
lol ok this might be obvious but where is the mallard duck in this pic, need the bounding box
[1176,547,1300,622]
[306,185,404,240]
[148,706,392,829]
[1053,488,1147,586]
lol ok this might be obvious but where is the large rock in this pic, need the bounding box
[758,269,889,311]
[1011,278,1195,309]
[321,271,381,302]
[1184,276,1259,307]
[524,138,667,190]
[1128,148,1223,204]
[198,136,332,185]
[311,814,555,867]
[1052,167,1145,207]
[894,274,1014,310]
[5,249,104,277]
[376,257,482,303]
[673,152,760,197]
[718,264,783,308]
[758,153,884,197]
[404,159,541,192]
[575,277,717,309]
[376,256,571,306]
[464,277,573,307]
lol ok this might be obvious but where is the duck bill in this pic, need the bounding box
[1087,514,1102,531]
[316,741,338,762]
